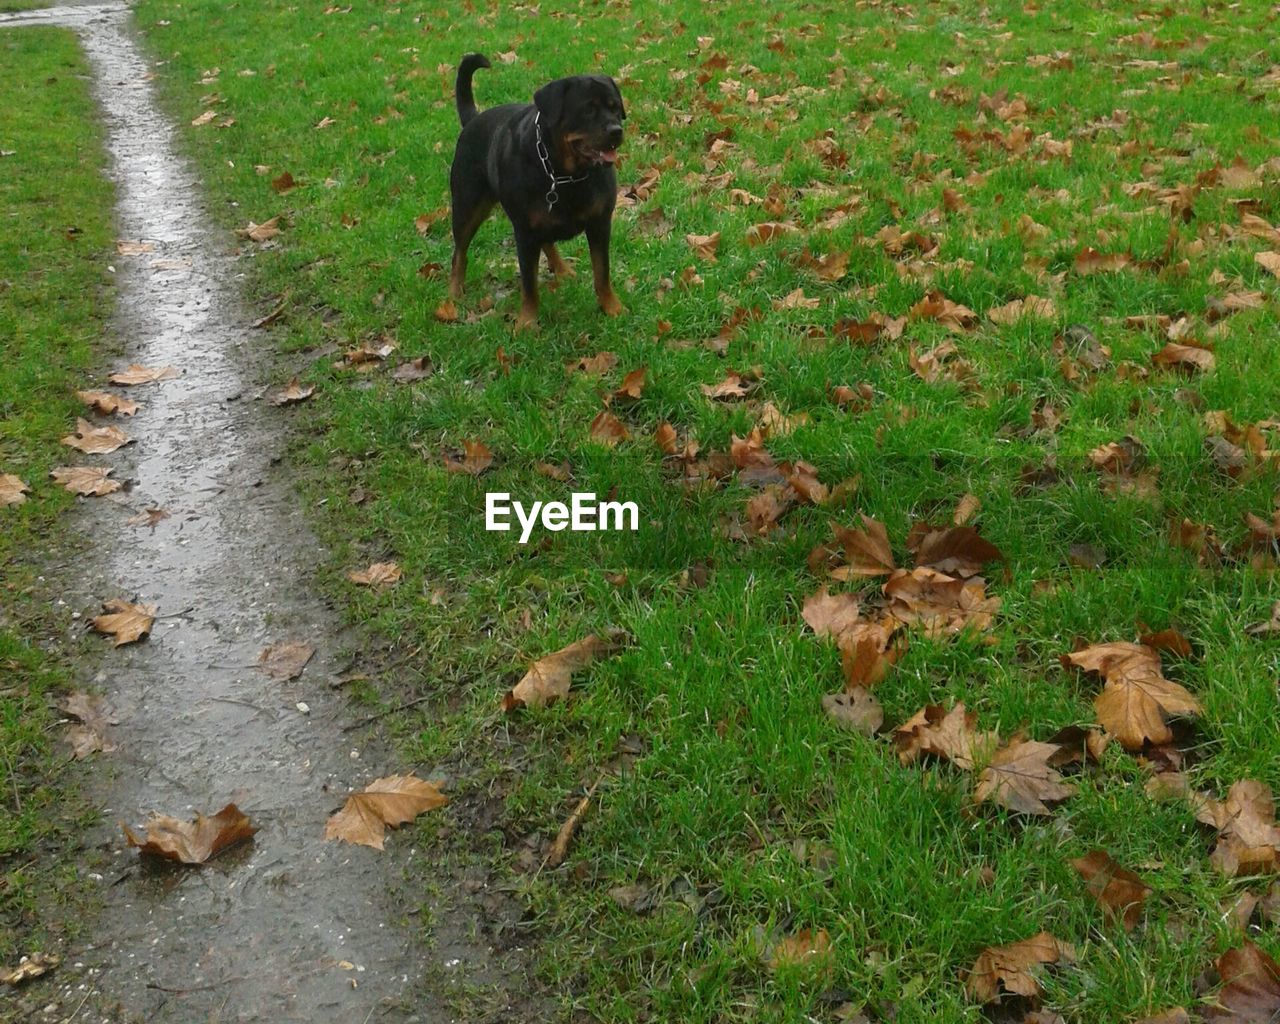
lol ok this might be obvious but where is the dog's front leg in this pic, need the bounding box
[585,217,624,317]
[513,229,541,330]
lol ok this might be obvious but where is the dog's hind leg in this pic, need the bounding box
[448,192,494,299]
[542,243,575,281]
[585,217,624,316]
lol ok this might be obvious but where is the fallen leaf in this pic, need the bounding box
[1064,641,1200,750]
[256,640,315,680]
[701,370,753,400]
[589,410,630,446]
[909,291,978,330]
[108,364,179,386]
[126,506,170,529]
[686,231,721,260]
[1204,942,1280,1021]
[1152,341,1215,373]
[61,418,132,455]
[545,777,602,868]
[1074,247,1130,274]
[433,299,458,322]
[347,562,402,588]
[964,932,1075,1003]
[974,738,1076,815]
[614,367,647,401]
[884,567,1000,635]
[271,378,315,405]
[908,524,1005,577]
[503,632,624,712]
[764,927,833,971]
[988,295,1057,323]
[393,356,434,383]
[114,239,155,255]
[324,774,447,850]
[1193,780,1280,877]
[566,351,618,375]
[90,598,155,646]
[1256,251,1280,279]
[895,703,997,770]
[60,691,118,759]
[0,474,31,507]
[801,588,863,640]
[822,687,883,735]
[443,440,494,475]
[50,466,122,497]
[0,952,60,986]
[236,216,281,242]
[271,171,299,193]
[124,803,257,863]
[1071,850,1149,929]
[829,515,896,578]
[76,390,139,416]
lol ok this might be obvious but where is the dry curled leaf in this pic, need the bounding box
[271,378,315,405]
[829,515,896,579]
[964,932,1075,1003]
[256,640,315,680]
[108,364,179,386]
[974,738,1076,815]
[443,439,494,475]
[589,410,630,446]
[908,524,1005,577]
[895,703,997,770]
[347,561,402,589]
[884,567,1000,635]
[1204,942,1280,1021]
[1193,780,1280,877]
[90,598,156,646]
[1064,641,1200,750]
[237,216,281,242]
[123,803,257,864]
[50,465,122,497]
[801,588,863,640]
[1,952,61,986]
[764,927,833,971]
[0,473,31,507]
[324,774,447,850]
[503,631,624,712]
[76,390,139,416]
[61,691,118,759]
[822,687,883,735]
[61,418,132,455]
[1071,850,1149,930]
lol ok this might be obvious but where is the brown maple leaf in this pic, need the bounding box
[324,774,447,850]
[894,703,997,770]
[801,588,863,640]
[123,803,257,864]
[1152,341,1215,374]
[822,687,883,735]
[829,515,896,578]
[107,364,179,386]
[974,738,1076,815]
[393,356,434,383]
[60,691,119,759]
[988,296,1057,324]
[61,418,132,455]
[90,598,156,646]
[0,473,31,507]
[256,640,315,680]
[566,351,619,375]
[589,410,630,446]
[347,561,402,588]
[839,621,903,689]
[1071,850,1149,930]
[271,378,315,405]
[50,466,122,497]
[503,631,625,712]
[908,291,978,331]
[907,523,1005,577]
[1193,780,1280,877]
[685,231,721,260]
[1064,641,1200,750]
[1203,942,1280,1021]
[964,932,1075,1002]
[614,367,647,401]
[884,567,1000,635]
[701,370,753,400]
[443,439,494,474]
[76,390,139,416]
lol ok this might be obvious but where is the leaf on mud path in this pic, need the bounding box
[90,599,156,646]
[108,364,179,386]
[1204,942,1280,1021]
[236,216,281,242]
[114,239,155,255]
[822,688,883,735]
[828,515,896,579]
[503,631,625,712]
[61,418,132,455]
[76,390,139,416]
[0,474,31,507]
[443,440,494,475]
[907,523,1005,577]
[324,774,447,850]
[0,952,60,986]
[271,378,315,405]
[884,567,1000,636]
[347,561,402,589]
[127,506,170,529]
[1063,641,1200,750]
[256,640,315,680]
[895,703,997,770]
[964,932,1075,1003]
[801,588,863,640]
[50,466,122,497]
[1152,341,1215,374]
[974,738,1076,815]
[123,803,257,864]
[1193,780,1280,877]
[1071,850,1149,930]
[589,410,631,446]
[60,691,118,759]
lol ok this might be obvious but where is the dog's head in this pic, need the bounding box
[534,74,626,172]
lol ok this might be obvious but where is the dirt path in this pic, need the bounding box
[1,5,472,1021]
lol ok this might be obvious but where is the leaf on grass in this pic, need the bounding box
[801,588,863,640]
[764,927,833,971]
[964,932,1075,1003]
[1064,641,1200,750]
[393,356,434,383]
[1204,942,1280,1021]
[685,231,721,260]
[61,692,118,759]
[124,803,257,863]
[61,418,132,454]
[324,774,447,850]
[1193,780,1280,877]
[1255,251,1280,279]
[589,410,630,446]
[503,632,624,712]
[974,738,1076,815]
[614,367,648,401]
[256,640,315,680]
[236,217,281,242]
[1152,341,1215,374]
[909,291,978,331]
[0,952,60,985]
[347,561,402,589]
[50,466,122,497]
[884,567,1000,635]
[76,390,139,416]
[1071,850,1149,929]
[1074,247,1130,274]
[987,295,1057,323]
[443,440,494,475]
[90,598,156,646]
[895,703,997,770]
[822,687,883,735]
[907,524,1005,577]
[839,621,902,688]
[829,515,896,578]
[701,370,753,400]
[0,474,31,507]
[108,364,179,386]
[271,378,315,405]
[567,351,619,375]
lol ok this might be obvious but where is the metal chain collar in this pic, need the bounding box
[534,110,588,211]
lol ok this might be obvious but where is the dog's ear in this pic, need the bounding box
[534,78,570,128]
[605,76,626,120]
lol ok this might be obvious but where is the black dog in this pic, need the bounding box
[448,53,626,330]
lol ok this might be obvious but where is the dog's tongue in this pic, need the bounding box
[598,149,619,164]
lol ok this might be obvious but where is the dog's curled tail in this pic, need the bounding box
[456,52,491,127]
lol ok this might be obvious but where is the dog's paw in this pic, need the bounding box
[599,293,625,317]
[514,311,540,333]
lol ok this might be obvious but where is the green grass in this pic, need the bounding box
[130,1,1279,1019]
[0,27,115,959]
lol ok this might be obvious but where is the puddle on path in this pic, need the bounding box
[0,5,484,1021]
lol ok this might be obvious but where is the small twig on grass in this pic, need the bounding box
[341,694,433,732]
[540,772,607,873]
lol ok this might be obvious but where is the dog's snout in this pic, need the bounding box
[605,124,623,147]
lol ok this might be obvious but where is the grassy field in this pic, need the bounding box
[130,1,1279,1019]
[0,28,115,959]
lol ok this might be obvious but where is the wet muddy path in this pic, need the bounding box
[1,4,457,1021]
